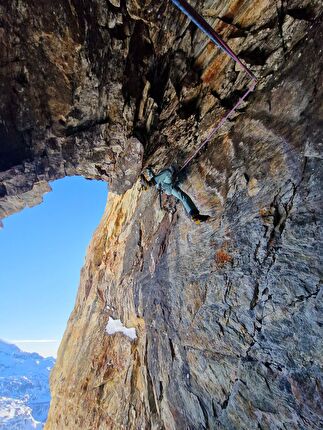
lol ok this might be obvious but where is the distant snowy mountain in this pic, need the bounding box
[0,340,55,429]
[0,397,42,429]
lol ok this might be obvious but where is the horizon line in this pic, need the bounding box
[8,339,59,343]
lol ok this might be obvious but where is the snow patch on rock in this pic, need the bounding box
[106,317,137,340]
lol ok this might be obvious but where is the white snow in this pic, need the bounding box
[0,340,55,428]
[0,397,43,429]
[106,317,137,340]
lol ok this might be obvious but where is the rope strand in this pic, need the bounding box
[180,82,256,173]
[171,0,256,80]
[170,0,257,173]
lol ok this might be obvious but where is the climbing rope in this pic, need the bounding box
[170,0,258,173]
[180,81,256,172]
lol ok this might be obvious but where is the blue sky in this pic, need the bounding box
[0,177,108,357]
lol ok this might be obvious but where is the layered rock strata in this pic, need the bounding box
[0,0,322,429]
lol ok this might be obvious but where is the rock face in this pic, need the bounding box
[0,0,322,429]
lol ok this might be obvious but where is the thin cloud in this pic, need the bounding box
[9,339,58,343]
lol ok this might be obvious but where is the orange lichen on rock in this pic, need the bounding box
[201,52,229,85]
[215,249,233,266]
[259,207,275,225]
[259,207,269,217]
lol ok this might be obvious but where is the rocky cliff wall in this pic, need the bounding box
[0,1,322,429]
